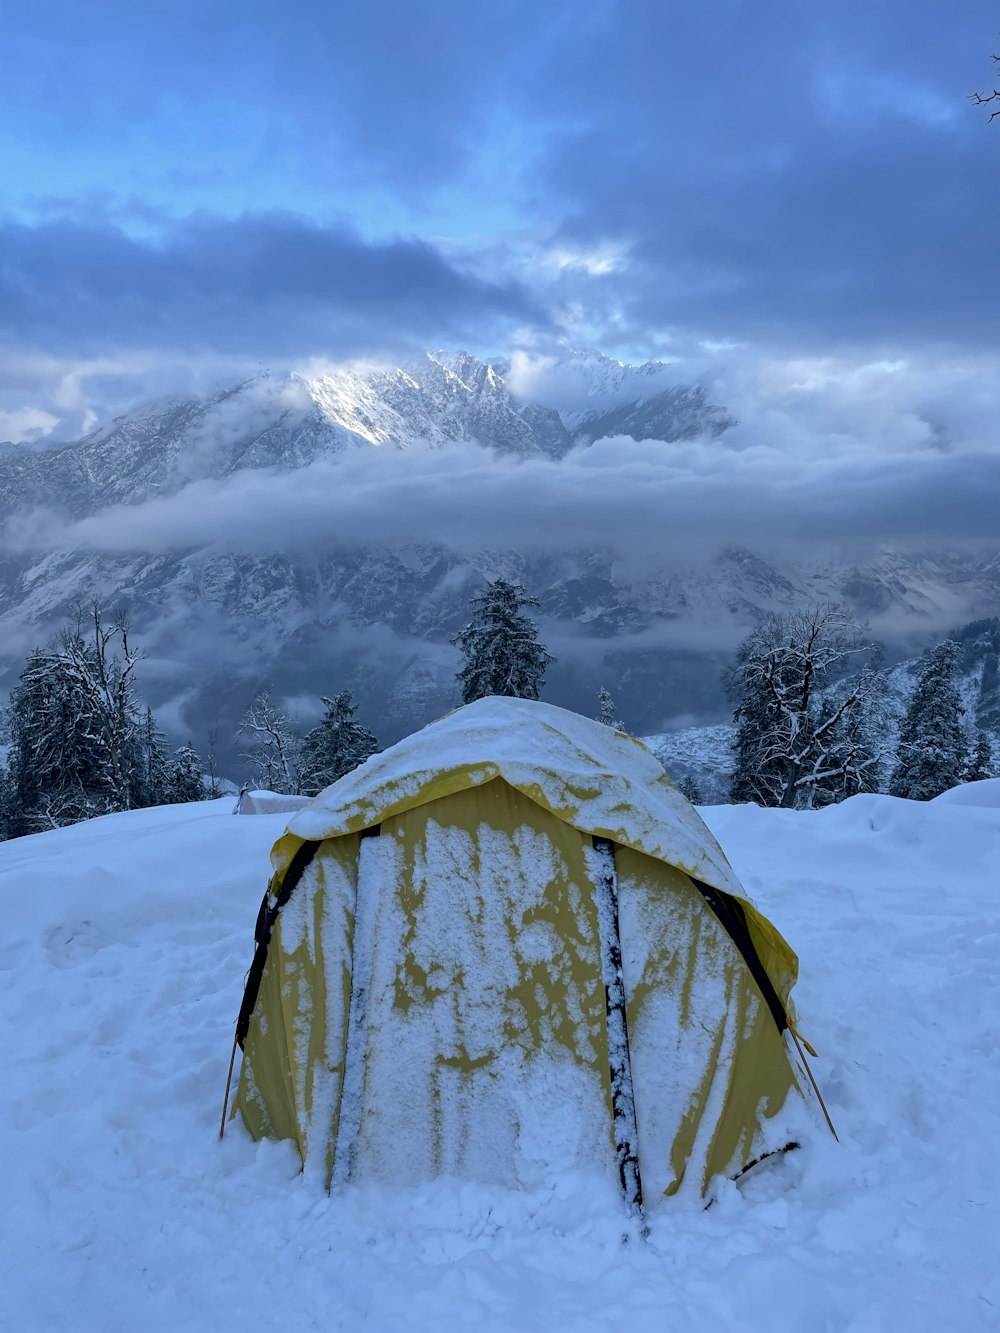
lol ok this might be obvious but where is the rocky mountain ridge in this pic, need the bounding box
[0,349,731,520]
[0,348,997,766]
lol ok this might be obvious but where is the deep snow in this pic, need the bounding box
[1,789,998,1332]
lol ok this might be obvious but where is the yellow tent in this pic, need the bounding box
[231,697,810,1207]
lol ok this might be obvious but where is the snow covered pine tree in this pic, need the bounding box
[166,744,207,803]
[596,686,625,731]
[452,578,555,704]
[6,609,146,832]
[890,640,968,800]
[298,691,379,797]
[138,706,172,808]
[965,730,995,783]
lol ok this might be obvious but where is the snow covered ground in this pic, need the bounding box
[1,788,998,1332]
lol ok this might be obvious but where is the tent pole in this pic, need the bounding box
[789,1028,839,1142]
[219,1030,239,1140]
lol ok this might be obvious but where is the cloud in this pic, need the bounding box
[5,4,1000,442]
[8,4,1000,377]
[0,213,547,362]
[513,2,1000,353]
[0,406,59,444]
[10,417,999,567]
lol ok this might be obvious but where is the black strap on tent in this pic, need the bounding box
[592,836,645,1227]
[692,879,788,1036]
[235,838,321,1050]
[234,824,383,1051]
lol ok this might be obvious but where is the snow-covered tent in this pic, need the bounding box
[231,697,810,1205]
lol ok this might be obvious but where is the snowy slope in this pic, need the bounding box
[1,792,997,1332]
[646,722,736,802]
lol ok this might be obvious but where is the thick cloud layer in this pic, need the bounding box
[5,3,1000,374]
[0,215,542,359]
[10,428,998,565]
[526,1,1000,350]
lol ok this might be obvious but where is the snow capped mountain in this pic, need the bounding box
[0,347,735,525]
[569,382,735,446]
[0,347,998,766]
[0,352,580,520]
[494,347,734,442]
[303,351,573,456]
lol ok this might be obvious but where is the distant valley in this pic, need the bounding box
[1,348,997,771]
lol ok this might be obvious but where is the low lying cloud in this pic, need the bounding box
[10,428,1000,565]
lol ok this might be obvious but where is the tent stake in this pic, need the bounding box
[789,1028,839,1142]
[219,1031,239,1140]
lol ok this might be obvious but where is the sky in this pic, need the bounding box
[3,0,1000,443]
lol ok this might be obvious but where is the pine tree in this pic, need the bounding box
[166,744,207,803]
[299,691,379,796]
[596,687,625,731]
[135,707,171,808]
[890,640,968,800]
[6,609,145,830]
[205,727,226,798]
[452,578,555,704]
[236,691,301,794]
[7,643,98,831]
[964,730,995,783]
[679,774,702,804]
[0,763,18,842]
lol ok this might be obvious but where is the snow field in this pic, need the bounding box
[1,789,998,1332]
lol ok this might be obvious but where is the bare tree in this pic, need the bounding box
[236,691,301,794]
[81,606,143,811]
[726,604,889,809]
[971,54,1000,119]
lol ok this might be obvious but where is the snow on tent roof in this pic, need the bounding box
[285,696,745,903]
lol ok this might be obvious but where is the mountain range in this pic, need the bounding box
[0,348,997,771]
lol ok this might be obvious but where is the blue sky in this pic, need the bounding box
[2,0,1000,439]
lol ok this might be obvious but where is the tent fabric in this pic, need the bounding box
[234,698,807,1202]
[276,697,799,1013]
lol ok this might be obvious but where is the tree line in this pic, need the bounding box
[724,605,994,808]
[1,582,993,839]
[232,577,556,795]
[0,609,221,838]
[0,579,552,839]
